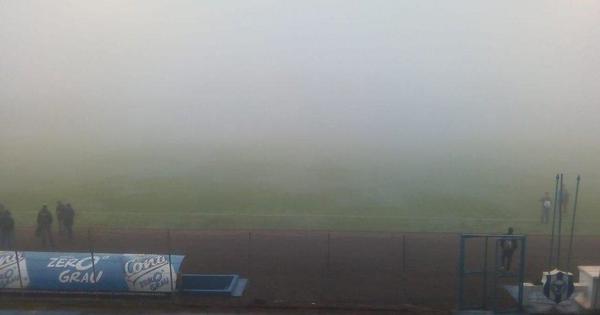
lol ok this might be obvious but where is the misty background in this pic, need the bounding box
[0,1,599,232]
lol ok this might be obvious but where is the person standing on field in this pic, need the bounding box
[0,203,6,225]
[56,201,65,236]
[540,192,552,224]
[0,204,6,238]
[0,210,15,249]
[63,203,75,240]
[36,205,54,248]
[0,204,9,248]
[500,227,518,271]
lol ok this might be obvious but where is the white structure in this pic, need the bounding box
[575,266,600,310]
[505,266,600,314]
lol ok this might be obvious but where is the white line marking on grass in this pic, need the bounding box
[85,210,541,222]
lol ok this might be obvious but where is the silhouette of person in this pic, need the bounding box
[540,192,552,224]
[36,205,55,248]
[0,210,15,249]
[500,227,518,271]
[63,203,75,240]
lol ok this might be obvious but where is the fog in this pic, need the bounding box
[0,1,599,230]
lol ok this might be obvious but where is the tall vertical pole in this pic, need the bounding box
[566,175,581,272]
[548,174,559,270]
[556,174,564,268]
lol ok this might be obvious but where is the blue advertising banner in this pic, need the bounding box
[0,251,184,293]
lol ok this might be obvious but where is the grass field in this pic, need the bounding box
[1,143,598,234]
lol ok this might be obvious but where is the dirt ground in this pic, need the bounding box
[7,227,600,313]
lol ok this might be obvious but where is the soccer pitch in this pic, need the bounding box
[2,146,598,234]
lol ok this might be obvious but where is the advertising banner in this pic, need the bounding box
[0,251,184,293]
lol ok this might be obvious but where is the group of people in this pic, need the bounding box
[539,188,570,224]
[36,201,76,248]
[0,201,76,250]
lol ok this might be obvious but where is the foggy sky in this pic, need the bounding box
[1,0,600,167]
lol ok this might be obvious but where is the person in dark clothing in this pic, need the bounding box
[36,205,54,248]
[500,227,518,271]
[0,204,8,248]
[0,204,6,226]
[540,192,552,224]
[56,201,65,236]
[0,203,6,224]
[63,203,75,240]
[0,210,15,249]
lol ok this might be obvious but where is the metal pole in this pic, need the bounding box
[548,174,559,270]
[326,232,331,273]
[566,175,581,272]
[492,239,500,312]
[167,229,174,294]
[518,236,527,311]
[390,232,400,302]
[482,236,489,309]
[402,234,406,274]
[246,231,253,282]
[13,250,24,289]
[88,227,96,285]
[458,235,466,310]
[401,233,407,302]
[557,174,564,268]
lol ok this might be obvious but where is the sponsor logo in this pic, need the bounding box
[0,252,24,268]
[124,255,174,292]
[47,255,108,284]
[543,269,574,303]
[0,251,28,288]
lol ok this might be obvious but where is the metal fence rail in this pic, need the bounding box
[2,226,599,311]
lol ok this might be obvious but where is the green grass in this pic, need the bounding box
[1,146,598,234]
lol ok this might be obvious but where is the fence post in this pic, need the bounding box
[391,233,402,303]
[88,227,96,281]
[326,232,331,273]
[13,249,24,289]
[458,235,466,310]
[402,234,408,304]
[482,236,489,309]
[247,231,252,276]
[167,229,174,295]
[402,234,407,273]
